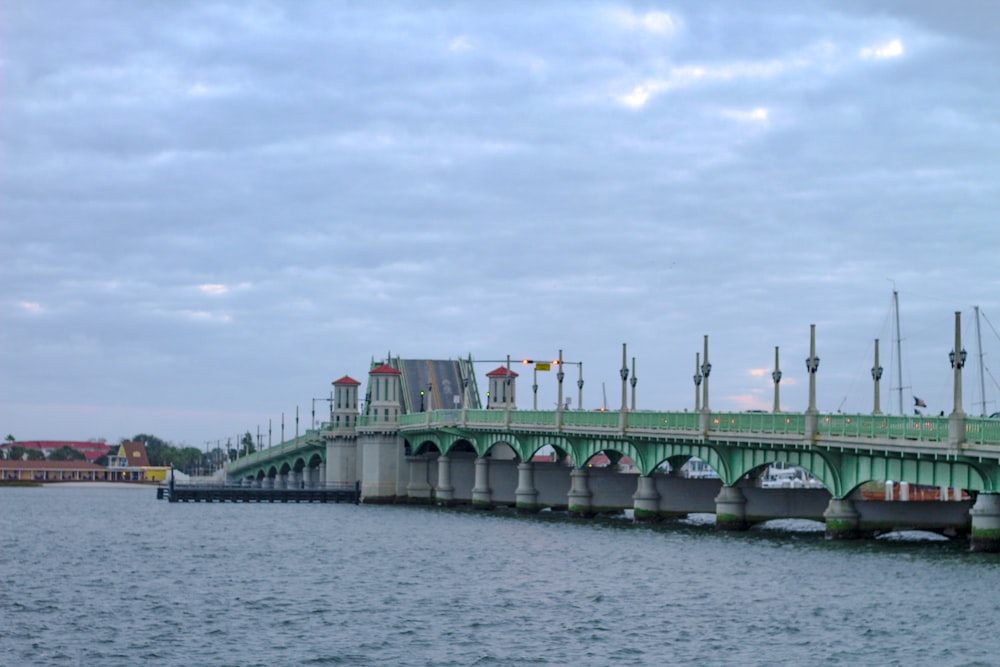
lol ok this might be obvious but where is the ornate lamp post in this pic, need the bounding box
[619,344,629,410]
[619,343,629,430]
[576,362,584,411]
[701,336,712,413]
[950,311,967,417]
[872,338,883,415]
[693,352,702,412]
[630,357,637,411]
[805,324,820,414]
[771,346,782,413]
[557,350,565,409]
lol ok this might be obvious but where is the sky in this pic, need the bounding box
[2,1,999,448]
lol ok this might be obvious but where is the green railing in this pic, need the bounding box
[707,412,807,435]
[625,411,701,431]
[967,417,1000,445]
[817,414,948,442]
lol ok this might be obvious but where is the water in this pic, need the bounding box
[2,485,999,667]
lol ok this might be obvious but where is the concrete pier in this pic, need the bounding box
[823,498,861,540]
[567,467,593,517]
[714,485,748,530]
[515,462,539,512]
[969,493,1000,552]
[406,456,432,503]
[632,475,661,523]
[436,455,455,505]
[472,457,492,508]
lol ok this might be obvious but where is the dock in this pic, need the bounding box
[158,482,360,504]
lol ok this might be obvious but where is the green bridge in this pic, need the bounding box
[229,408,1000,497]
[224,318,1000,551]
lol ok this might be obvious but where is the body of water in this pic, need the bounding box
[2,485,998,666]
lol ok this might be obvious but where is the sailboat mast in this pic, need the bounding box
[975,305,986,417]
[893,290,904,415]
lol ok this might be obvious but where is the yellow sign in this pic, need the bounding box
[535,362,551,371]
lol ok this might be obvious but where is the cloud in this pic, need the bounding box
[18,301,45,314]
[718,107,770,123]
[613,9,680,34]
[860,38,904,60]
[448,35,472,53]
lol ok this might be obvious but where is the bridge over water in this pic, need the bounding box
[226,319,1000,551]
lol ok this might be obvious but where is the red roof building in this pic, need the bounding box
[0,440,112,462]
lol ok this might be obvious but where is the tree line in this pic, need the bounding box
[2,432,257,475]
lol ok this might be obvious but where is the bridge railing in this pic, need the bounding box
[966,417,1000,445]
[705,412,807,435]
[817,414,950,442]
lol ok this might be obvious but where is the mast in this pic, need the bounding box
[893,289,904,415]
[975,305,986,416]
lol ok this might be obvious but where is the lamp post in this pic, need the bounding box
[556,350,566,412]
[311,396,333,429]
[619,343,629,411]
[701,336,712,413]
[629,357,637,411]
[693,352,702,412]
[532,365,539,410]
[805,324,820,414]
[872,338,883,415]
[771,346,782,413]
[950,311,967,417]
[576,362,584,411]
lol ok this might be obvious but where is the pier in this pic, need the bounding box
[159,481,359,504]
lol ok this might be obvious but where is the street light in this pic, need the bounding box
[693,352,702,412]
[949,348,968,369]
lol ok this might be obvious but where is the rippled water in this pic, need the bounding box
[2,485,999,666]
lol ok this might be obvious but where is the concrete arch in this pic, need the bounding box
[411,439,443,456]
[479,434,524,460]
[726,449,837,495]
[641,443,731,483]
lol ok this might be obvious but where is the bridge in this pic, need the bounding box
[224,318,1000,552]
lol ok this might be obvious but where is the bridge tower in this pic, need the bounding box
[358,363,405,501]
[485,366,518,410]
[325,375,361,487]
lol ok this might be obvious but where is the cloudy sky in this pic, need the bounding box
[3,1,999,448]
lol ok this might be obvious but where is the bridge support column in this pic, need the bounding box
[406,456,432,504]
[472,457,492,509]
[633,474,661,523]
[318,465,326,488]
[714,485,748,530]
[823,498,861,540]
[302,468,313,489]
[436,455,455,506]
[969,493,1000,553]
[263,476,274,489]
[515,462,540,513]
[289,471,302,489]
[568,468,593,518]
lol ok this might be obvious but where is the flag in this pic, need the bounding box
[914,396,927,408]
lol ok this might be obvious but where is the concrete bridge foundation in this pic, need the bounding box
[568,468,593,517]
[406,456,433,503]
[969,493,1000,552]
[823,498,861,540]
[472,457,492,508]
[515,462,539,512]
[714,485,748,530]
[633,475,661,523]
[436,455,455,506]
